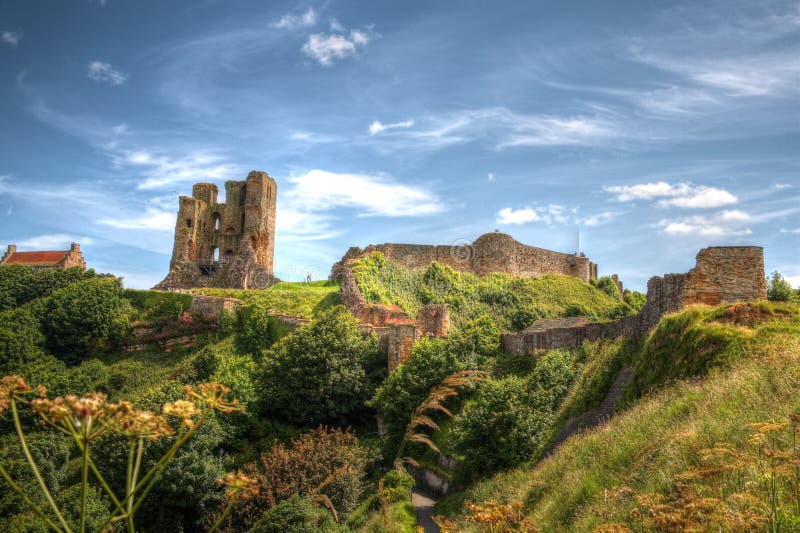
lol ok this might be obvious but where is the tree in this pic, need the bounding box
[0,307,44,372]
[38,277,131,362]
[767,271,795,302]
[259,306,381,424]
[595,276,621,301]
[237,304,289,355]
[623,289,647,311]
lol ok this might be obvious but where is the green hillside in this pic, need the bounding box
[189,280,341,318]
[351,252,631,330]
[436,302,800,531]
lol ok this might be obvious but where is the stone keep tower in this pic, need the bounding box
[155,170,277,289]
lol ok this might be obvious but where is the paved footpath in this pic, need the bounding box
[412,488,440,533]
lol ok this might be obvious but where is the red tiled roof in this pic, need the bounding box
[3,251,69,265]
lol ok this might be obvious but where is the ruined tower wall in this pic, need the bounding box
[155,171,277,290]
[500,246,767,354]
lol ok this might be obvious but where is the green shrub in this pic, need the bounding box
[623,289,647,311]
[595,276,621,300]
[237,304,290,355]
[216,308,238,336]
[0,265,97,311]
[249,495,340,533]
[259,306,382,424]
[452,349,576,477]
[39,277,132,362]
[0,307,44,372]
[122,289,192,320]
[767,270,797,302]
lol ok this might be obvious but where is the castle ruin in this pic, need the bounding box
[501,246,767,353]
[338,231,599,282]
[155,171,277,290]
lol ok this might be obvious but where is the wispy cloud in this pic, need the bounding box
[302,28,372,66]
[496,204,601,226]
[488,173,496,183]
[658,209,752,236]
[113,149,241,190]
[604,181,737,208]
[366,107,621,150]
[97,207,175,231]
[369,119,414,135]
[87,61,128,85]
[16,234,95,249]
[272,7,317,30]
[1,30,22,47]
[496,207,542,225]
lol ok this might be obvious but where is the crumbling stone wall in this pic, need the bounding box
[336,232,597,282]
[155,171,277,290]
[190,296,242,320]
[501,246,766,354]
[333,258,450,370]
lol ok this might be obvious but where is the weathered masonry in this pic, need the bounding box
[501,246,767,353]
[339,231,599,282]
[155,171,277,290]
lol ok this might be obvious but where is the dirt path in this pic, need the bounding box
[412,488,440,533]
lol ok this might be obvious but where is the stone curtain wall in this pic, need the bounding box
[338,232,598,283]
[502,246,766,354]
[155,171,278,290]
[189,296,243,319]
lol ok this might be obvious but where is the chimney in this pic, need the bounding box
[71,243,80,253]
[7,244,16,254]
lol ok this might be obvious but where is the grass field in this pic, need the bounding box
[189,280,341,318]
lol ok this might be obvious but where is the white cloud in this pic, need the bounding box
[284,169,443,217]
[115,149,241,190]
[97,207,175,231]
[780,227,800,234]
[302,29,372,66]
[658,210,753,237]
[774,183,793,189]
[604,181,737,208]
[488,173,496,183]
[1,30,22,47]
[16,234,95,249]
[87,61,128,85]
[369,119,414,135]
[272,8,317,30]
[366,107,620,150]
[581,211,616,226]
[785,275,800,289]
[496,207,542,225]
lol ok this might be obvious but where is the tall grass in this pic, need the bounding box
[436,302,800,531]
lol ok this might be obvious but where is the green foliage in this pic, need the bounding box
[452,350,576,477]
[622,305,751,404]
[0,266,97,311]
[594,276,621,300]
[249,495,341,533]
[435,303,800,530]
[368,337,461,442]
[259,306,382,424]
[346,470,416,532]
[122,289,193,320]
[39,276,132,362]
[351,255,624,330]
[237,304,290,355]
[0,307,44,372]
[191,280,341,319]
[623,288,647,311]
[216,308,238,337]
[767,270,797,302]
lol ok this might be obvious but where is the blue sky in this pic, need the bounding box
[0,0,798,290]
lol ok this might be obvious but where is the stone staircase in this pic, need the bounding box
[546,366,634,455]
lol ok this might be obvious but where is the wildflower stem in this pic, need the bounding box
[126,441,135,533]
[79,437,89,533]
[10,399,72,532]
[0,462,65,533]
[207,492,239,533]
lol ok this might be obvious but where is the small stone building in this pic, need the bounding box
[1,243,87,270]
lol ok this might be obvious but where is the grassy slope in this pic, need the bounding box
[351,253,624,331]
[437,302,800,531]
[189,280,341,318]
